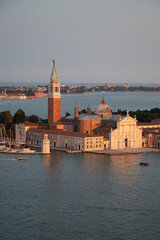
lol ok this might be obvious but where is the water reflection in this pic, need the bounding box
[42,150,64,170]
[42,150,146,194]
[42,154,51,167]
[43,151,144,175]
[109,154,143,189]
[111,154,141,173]
[83,153,112,172]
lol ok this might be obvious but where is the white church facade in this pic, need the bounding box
[109,114,142,150]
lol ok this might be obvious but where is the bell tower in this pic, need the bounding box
[48,60,61,124]
[74,104,79,118]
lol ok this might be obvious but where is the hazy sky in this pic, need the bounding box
[0,0,160,84]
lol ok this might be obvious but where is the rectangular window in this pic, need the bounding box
[54,87,59,92]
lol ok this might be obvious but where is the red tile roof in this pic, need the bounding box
[24,121,39,126]
[138,122,160,126]
[151,118,160,122]
[29,128,102,138]
[143,128,160,132]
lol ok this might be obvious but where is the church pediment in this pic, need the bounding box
[120,116,136,123]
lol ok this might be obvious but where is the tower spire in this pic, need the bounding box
[50,60,58,83]
[48,60,61,125]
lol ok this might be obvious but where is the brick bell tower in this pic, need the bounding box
[48,60,61,125]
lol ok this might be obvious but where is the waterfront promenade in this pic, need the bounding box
[50,146,160,155]
[89,147,160,155]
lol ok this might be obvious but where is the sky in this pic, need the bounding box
[0,0,160,85]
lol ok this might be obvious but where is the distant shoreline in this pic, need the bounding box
[62,90,160,94]
[0,90,159,100]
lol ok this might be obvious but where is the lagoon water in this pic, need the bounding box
[0,91,160,118]
[0,152,160,240]
[0,91,160,239]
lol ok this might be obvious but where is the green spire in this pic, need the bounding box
[50,60,58,83]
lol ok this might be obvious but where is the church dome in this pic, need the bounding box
[96,103,111,113]
[96,97,111,114]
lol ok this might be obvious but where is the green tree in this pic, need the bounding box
[39,118,48,124]
[12,109,26,124]
[79,109,87,115]
[61,112,71,121]
[65,112,71,117]
[27,114,39,123]
[0,111,12,124]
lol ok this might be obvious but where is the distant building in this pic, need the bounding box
[105,83,121,88]
[0,93,27,100]
[124,83,130,88]
[34,92,46,98]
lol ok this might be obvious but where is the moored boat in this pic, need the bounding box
[16,157,27,161]
[21,148,35,153]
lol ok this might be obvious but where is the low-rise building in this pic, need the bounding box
[137,122,160,129]
[142,128,160,148]
[27,128,104,151]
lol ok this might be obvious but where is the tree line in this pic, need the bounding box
[0,109,40,125]
[113,108,160,122]
[0,107,160,126]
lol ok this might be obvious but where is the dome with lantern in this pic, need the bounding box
[96,97,112,117]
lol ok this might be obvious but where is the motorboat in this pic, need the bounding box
[139,162,150,166]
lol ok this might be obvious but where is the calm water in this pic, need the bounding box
[0,151,160,240]
[0,91,160,118]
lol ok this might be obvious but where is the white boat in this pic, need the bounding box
[8,149,17,153]
[1,147,9,152]
[0,145,6,150]
[21,148,35,153]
